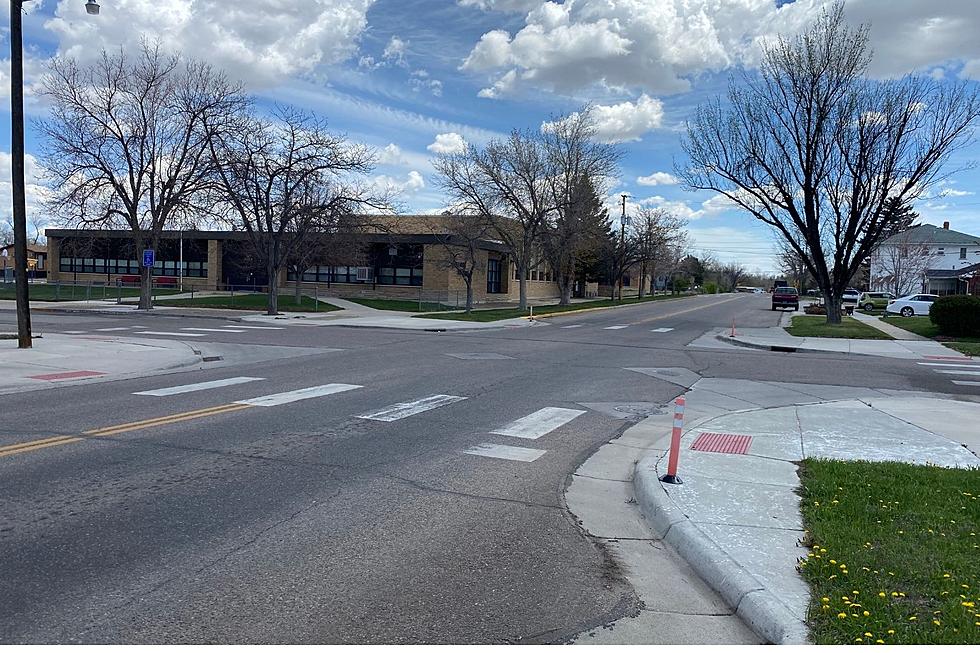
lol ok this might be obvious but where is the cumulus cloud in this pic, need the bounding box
[426,132,468,155]
[637,171,679,186]
[44,0,375,88]
[542,95,664,143]
[462,0,980,98]
[637,192,733,221]
[382,36,409,67]
[378,143,407,165]
[373,170,425,196]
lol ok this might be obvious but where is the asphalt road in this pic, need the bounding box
[0,294,974,643]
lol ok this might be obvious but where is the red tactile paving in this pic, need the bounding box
[691,432,753,455]
[28,370,106,381]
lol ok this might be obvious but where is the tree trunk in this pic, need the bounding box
[139,264,153,310]
[465,276,473,314]
[517,264,528,311]
[559,276,573,305]
[266,242,278,316]
[824,288,843,324]
[638,261,647,298]
[294,269,303,304]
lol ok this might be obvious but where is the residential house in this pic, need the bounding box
[870,222,980,296]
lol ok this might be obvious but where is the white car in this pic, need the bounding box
[885,293,939,317]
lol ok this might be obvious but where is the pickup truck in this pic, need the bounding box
[771,286,799,311]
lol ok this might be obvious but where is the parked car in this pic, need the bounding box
[858,291,896,311]
[842,288,861,310]
[885,293,939,317]
[752,287,763,294]
[771,286,799,311]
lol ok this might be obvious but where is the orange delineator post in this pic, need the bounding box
[660,396,685,485]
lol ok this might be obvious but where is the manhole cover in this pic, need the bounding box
[614,404,666,417]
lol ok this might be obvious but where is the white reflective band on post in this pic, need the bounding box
[673,419,684,429]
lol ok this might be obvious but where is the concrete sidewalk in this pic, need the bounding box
[722,325,967,360]
[849,310,930,341]
[0,333,205,394]
[629,374,980,644]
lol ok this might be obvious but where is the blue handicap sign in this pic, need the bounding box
[142,249,155,267]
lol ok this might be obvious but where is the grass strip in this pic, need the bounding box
[881,316,980,356]
[346,298,455,312]
[786,316,894,340]
[155,294,341,312]
[798,459,980,644]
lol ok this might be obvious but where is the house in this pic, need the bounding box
[0,242,47,281]
[870,222,980,296]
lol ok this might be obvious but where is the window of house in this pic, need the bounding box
[961,247,968,259]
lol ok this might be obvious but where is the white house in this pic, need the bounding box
[870,222,980,296]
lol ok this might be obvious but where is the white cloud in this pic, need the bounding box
[45,0,375,88]
[426,132,468,155]
[378,143,406,165]
[462,1,980,98]
[457,0,540,12]
[373,170,425,196]
[636,192,733,221]
[541,95,664,143]
[382,36,409,67]
[637,171,679,186]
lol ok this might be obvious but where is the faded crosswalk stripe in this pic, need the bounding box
[952,380,980,386]
[96,327,132,332]
[651,327,674,333]
[560,324,583,329]
[491,407,586,440]
[237,325,285,330]
[134,376,265,397]
[463,443,546,462]
[917,362,979,368]
[235,383,361,407]
[603,325,629,330]
[358,394,466,422]
[182,327,246,333]
[936,370,980,376]
[137,331,205,337]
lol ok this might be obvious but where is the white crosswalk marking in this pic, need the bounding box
[235,383,361,407]
[237,325,285,330]
[182,327,246,333]
[952,380,980,386]
[96,327,133,332]
[560,324,583,329]
[134,376,265,397]
[463,443,546,462]
[917,362,979,368]
[491,407,586,440]
[936,370,980,376]
[604,325,629,330]
[650,327,674,333]
[358,394,466,422]
[62,330,87,334]
[136,331,206,337]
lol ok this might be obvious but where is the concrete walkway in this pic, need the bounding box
[0,333,204,394]
[628,373,980,644]
[849,310,930,341]
[723,325,968,360]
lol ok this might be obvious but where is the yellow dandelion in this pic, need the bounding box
[887,630,895,635]
[863,611,870,617]
[934,620,941,626]
[878,592,886,598]
[909,616,917,621]
[837,612,847,619]
[821,597,830,603]
[964,602,976,608]
[864,632,873,637]
[876,639,884,644]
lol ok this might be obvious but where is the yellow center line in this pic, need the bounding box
[0,403,254,460]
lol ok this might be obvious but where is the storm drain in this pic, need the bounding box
[691,432,753,454]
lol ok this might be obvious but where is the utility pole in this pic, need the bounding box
[10,0,31,347]
[618,193,629,301]
[8,0,98,348]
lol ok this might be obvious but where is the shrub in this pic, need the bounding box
[929,294,980,337]
[704,281,718,294]
[804,303,826,315]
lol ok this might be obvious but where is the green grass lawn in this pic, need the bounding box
[155,293,341,312]
[421,292,694,322]
[881,317,980,357]
[798,459,980,645]
[786,316,894,340]
[346,297,455,312]
[0,283,178,302]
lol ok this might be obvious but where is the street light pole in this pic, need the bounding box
[618,193,629,301]
[10,0,31,348]
[9,0,98,348]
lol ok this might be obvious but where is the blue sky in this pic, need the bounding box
[4,0,980,272]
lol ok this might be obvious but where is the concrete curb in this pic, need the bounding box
[633,450,810,645]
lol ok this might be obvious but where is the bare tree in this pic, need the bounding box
[209,106,379,315]
[540,110,621,305]
[39,42,245,309]
[285,216,366,304]
[0,219,12,249]
[720,261,747,292]
[632,208,687,297]
[679,3,980,323]
[424,213,495,313]
[434,129,555,311]
[870,230,939,296]
[776,239,813,291]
